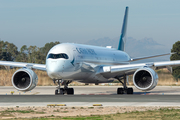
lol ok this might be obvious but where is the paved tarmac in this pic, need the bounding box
[1,86,180,95]
[0,95,180,102]
[0,86,180,107]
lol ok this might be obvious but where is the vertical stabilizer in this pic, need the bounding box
[118,6,129,51]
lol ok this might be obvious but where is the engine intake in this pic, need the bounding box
[133,67,158,91]
[12,68,38,91]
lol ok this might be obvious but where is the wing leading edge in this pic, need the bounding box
[0,61,46,71]
[96,60,180,77]
[130,53,173,62]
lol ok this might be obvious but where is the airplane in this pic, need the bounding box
[0,6,179,95]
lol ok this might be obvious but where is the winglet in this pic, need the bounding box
[118,6,129,51]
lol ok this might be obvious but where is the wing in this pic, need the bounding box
[96,60,180,78]
[0,61,46,71]
[130,53,173,62]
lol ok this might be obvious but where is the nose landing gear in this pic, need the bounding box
[54,79,74,95]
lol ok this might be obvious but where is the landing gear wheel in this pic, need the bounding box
[55,88,64,95]
[127,87,133,94]
[67,88,74,95]
[60,88,64,94]
[116,75,134,94]
[117,88,124,94]
[117,87,133,94]
[55,90,58,95]
[54,79,74,95]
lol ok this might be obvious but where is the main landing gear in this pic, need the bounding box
[116,75,133,94]
[54,80,74,95]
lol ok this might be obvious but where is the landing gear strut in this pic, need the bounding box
[54,80,74,95]
[116,75,133,94]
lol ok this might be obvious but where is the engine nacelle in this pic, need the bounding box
[133,67,158,91]
[12,68,38,91]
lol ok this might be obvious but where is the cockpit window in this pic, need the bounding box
[47,53,69,59]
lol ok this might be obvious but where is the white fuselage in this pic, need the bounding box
[46,43,131,83]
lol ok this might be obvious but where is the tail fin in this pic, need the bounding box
[118,6,129,51]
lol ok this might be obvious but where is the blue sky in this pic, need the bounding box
[0,0,180,49]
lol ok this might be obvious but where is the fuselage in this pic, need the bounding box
[46,43,131,83]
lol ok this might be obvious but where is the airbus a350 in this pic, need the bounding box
[0,7,179,95]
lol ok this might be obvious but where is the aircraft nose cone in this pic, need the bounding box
[46,60,62,79]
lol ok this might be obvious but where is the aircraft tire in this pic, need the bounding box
[127,87,133,94]
[60,88,65,94]
[55,90,58,95]
[117,88,124,94]
[67,88,74,95]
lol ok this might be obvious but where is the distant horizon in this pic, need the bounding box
[0,36,172,50]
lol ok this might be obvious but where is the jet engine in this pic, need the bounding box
[133,67,158,91]
[12,68,38,91]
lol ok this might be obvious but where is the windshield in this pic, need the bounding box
[47,53,69,59]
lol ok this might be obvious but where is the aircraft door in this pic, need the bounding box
[113,53,117,62]
[73,49,81,70]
